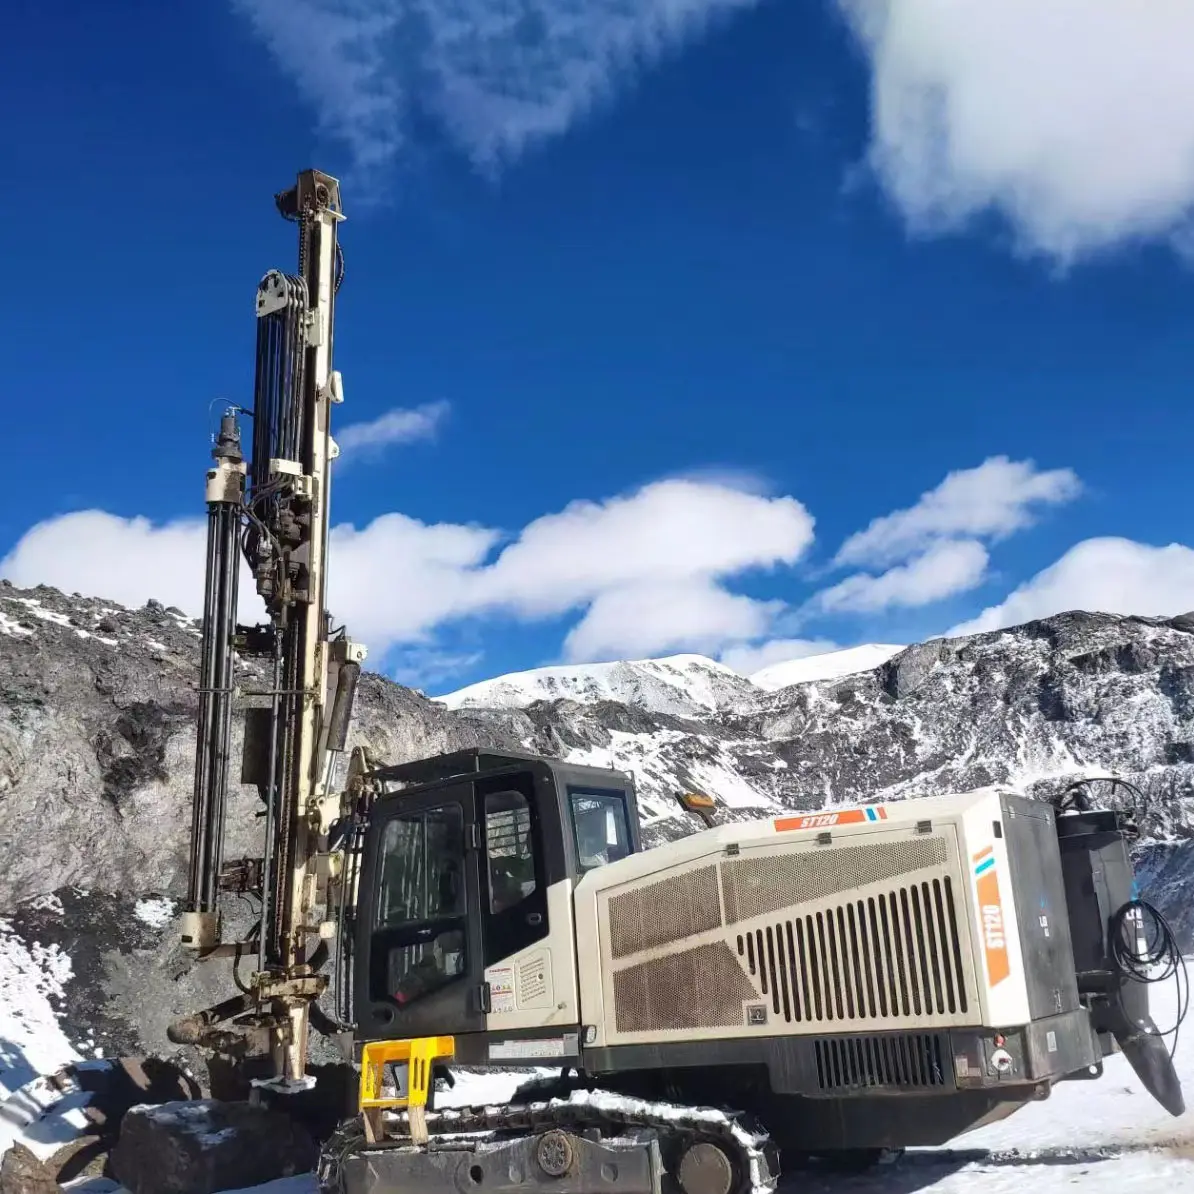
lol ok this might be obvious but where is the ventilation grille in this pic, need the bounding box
[721,837,949,925]
[608,865,722,959]
[814,1032,949,1092]
[517,956,548,1004]
[736,878,968,1025]
[614,942,757,1033]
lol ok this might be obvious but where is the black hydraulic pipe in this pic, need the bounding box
[186,413,244,916]
[258,645,282,974]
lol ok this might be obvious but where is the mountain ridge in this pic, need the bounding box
[2,578,1192,922]
[433,642,908,713]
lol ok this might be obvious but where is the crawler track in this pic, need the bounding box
[318,1088,779,1194]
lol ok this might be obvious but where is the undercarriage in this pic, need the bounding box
[318,1082,780,1194]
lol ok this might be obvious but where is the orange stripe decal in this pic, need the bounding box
[974,854,1010,986]
[774,809,868,832]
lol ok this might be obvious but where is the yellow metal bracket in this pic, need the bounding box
[359,1035,455,1144]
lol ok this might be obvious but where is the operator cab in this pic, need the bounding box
[352,748,641,1046]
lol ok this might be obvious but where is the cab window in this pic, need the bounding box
[568,788,632,873]
[375,805,467,1006]
[484,790,537,914]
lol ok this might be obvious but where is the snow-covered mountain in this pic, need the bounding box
[436,653,758,718]
[749,643,904,690]
[434,645,908,710]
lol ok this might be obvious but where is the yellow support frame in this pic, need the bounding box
[359,1036,456,1144]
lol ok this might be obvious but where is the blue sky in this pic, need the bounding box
[3,0,1194,692]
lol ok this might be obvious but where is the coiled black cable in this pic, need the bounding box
[1109,898,1190,1059]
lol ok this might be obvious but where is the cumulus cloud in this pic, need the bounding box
[818,538,988,614]
[476,479,814,617]
[0,511,218,615]
[562,580,781,662]
[232,0,758,176]
[949,538,1194,637]
[836,457,1081,569]
[326,512,500,647]
[836,0,1194,261]
[0,477,814,669]
[718,636,838,678]
[336,401,449,459]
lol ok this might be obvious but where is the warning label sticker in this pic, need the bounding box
[487,966,516,1014]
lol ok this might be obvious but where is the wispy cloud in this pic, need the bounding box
[835,0,1194,263]
[835,457,1081,570]
[818,539,989,614]
[812,457,1081,616]
[336,400,449,460]
[231,0,760,177]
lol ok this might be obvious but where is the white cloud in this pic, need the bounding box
[819,539,988,614]
[476,479,814,617]
[0,477,813,671]
[231,0,406,173]
[336,401,449,458]
[0,512,219,615]
[836,457,1080,569]
[562,580,781,662]
[326,512,500,648]
[836,0,1194,262]
[232,0,759,176]
[949,537,1194,637]
[718,636,838,677]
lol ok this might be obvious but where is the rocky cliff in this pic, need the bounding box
[3,579,1192,906]
[2,579,1193,1073]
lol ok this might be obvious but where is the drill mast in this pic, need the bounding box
[177,169,365,1086]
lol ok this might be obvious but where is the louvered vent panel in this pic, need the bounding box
[735,877,968,1025]
[814,1032,948,1092]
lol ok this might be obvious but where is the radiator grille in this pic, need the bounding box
[735,877,968,1024]
[721,838,948,925]
[614,942,757,1033]
[814,1032,949,1092]
[608,865,722,959]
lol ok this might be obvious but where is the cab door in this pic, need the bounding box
[353,782,486,1042]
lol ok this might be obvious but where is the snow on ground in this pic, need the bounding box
[750,644,905,692]
[0,919,90,1162]
[132,897,176,929]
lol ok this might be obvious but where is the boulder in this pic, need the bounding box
[0,1144,63,1194]
[110,1099,316,1194]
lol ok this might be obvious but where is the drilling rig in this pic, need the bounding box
[167,170,1185,1194]
[170,167,365,1090]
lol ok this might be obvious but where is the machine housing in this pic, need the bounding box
[350,749,1155,1152]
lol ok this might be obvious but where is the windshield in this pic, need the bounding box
[568,787,632,873]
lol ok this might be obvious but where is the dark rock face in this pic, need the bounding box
[0,582,520,907]
[110,1100,315,1194]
